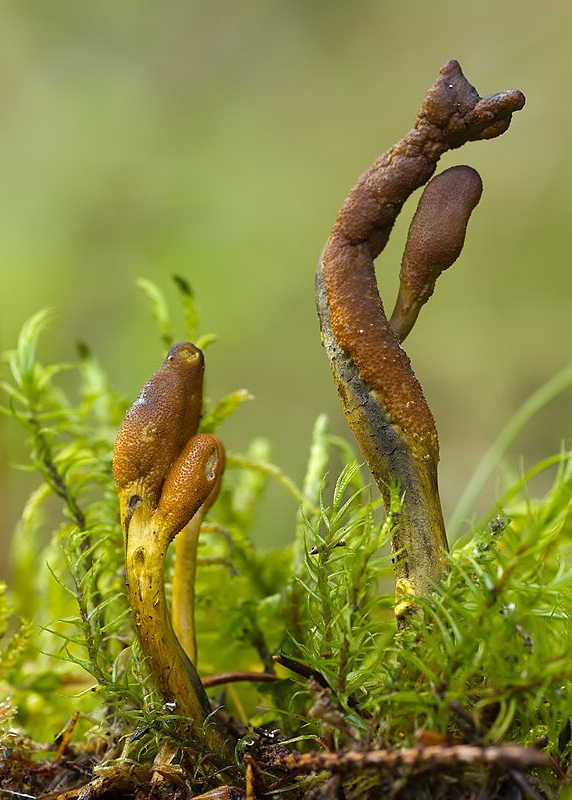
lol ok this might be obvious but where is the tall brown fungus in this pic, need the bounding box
[316,60,525,614]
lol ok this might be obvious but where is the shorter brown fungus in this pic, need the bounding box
[112,342,230,759]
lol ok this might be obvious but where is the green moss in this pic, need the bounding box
[1,278,570,796]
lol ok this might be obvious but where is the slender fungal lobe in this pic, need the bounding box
[390,165,483,342]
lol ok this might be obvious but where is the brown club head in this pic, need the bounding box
[156,433,225,543]
[112,342,204,512]
[390,165,483,342]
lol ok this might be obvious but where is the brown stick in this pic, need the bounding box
[265,742,551,777]
[201,671,278,688]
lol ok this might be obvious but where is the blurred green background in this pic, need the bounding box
[1,0,570,578]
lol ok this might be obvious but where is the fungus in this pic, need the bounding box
[112,342,229,756]
[162,433,225,665]
[316,60,525,614]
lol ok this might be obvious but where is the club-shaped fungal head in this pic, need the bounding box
[390,165,483,342]
[112,342,205,522]
[155,433,225,543]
